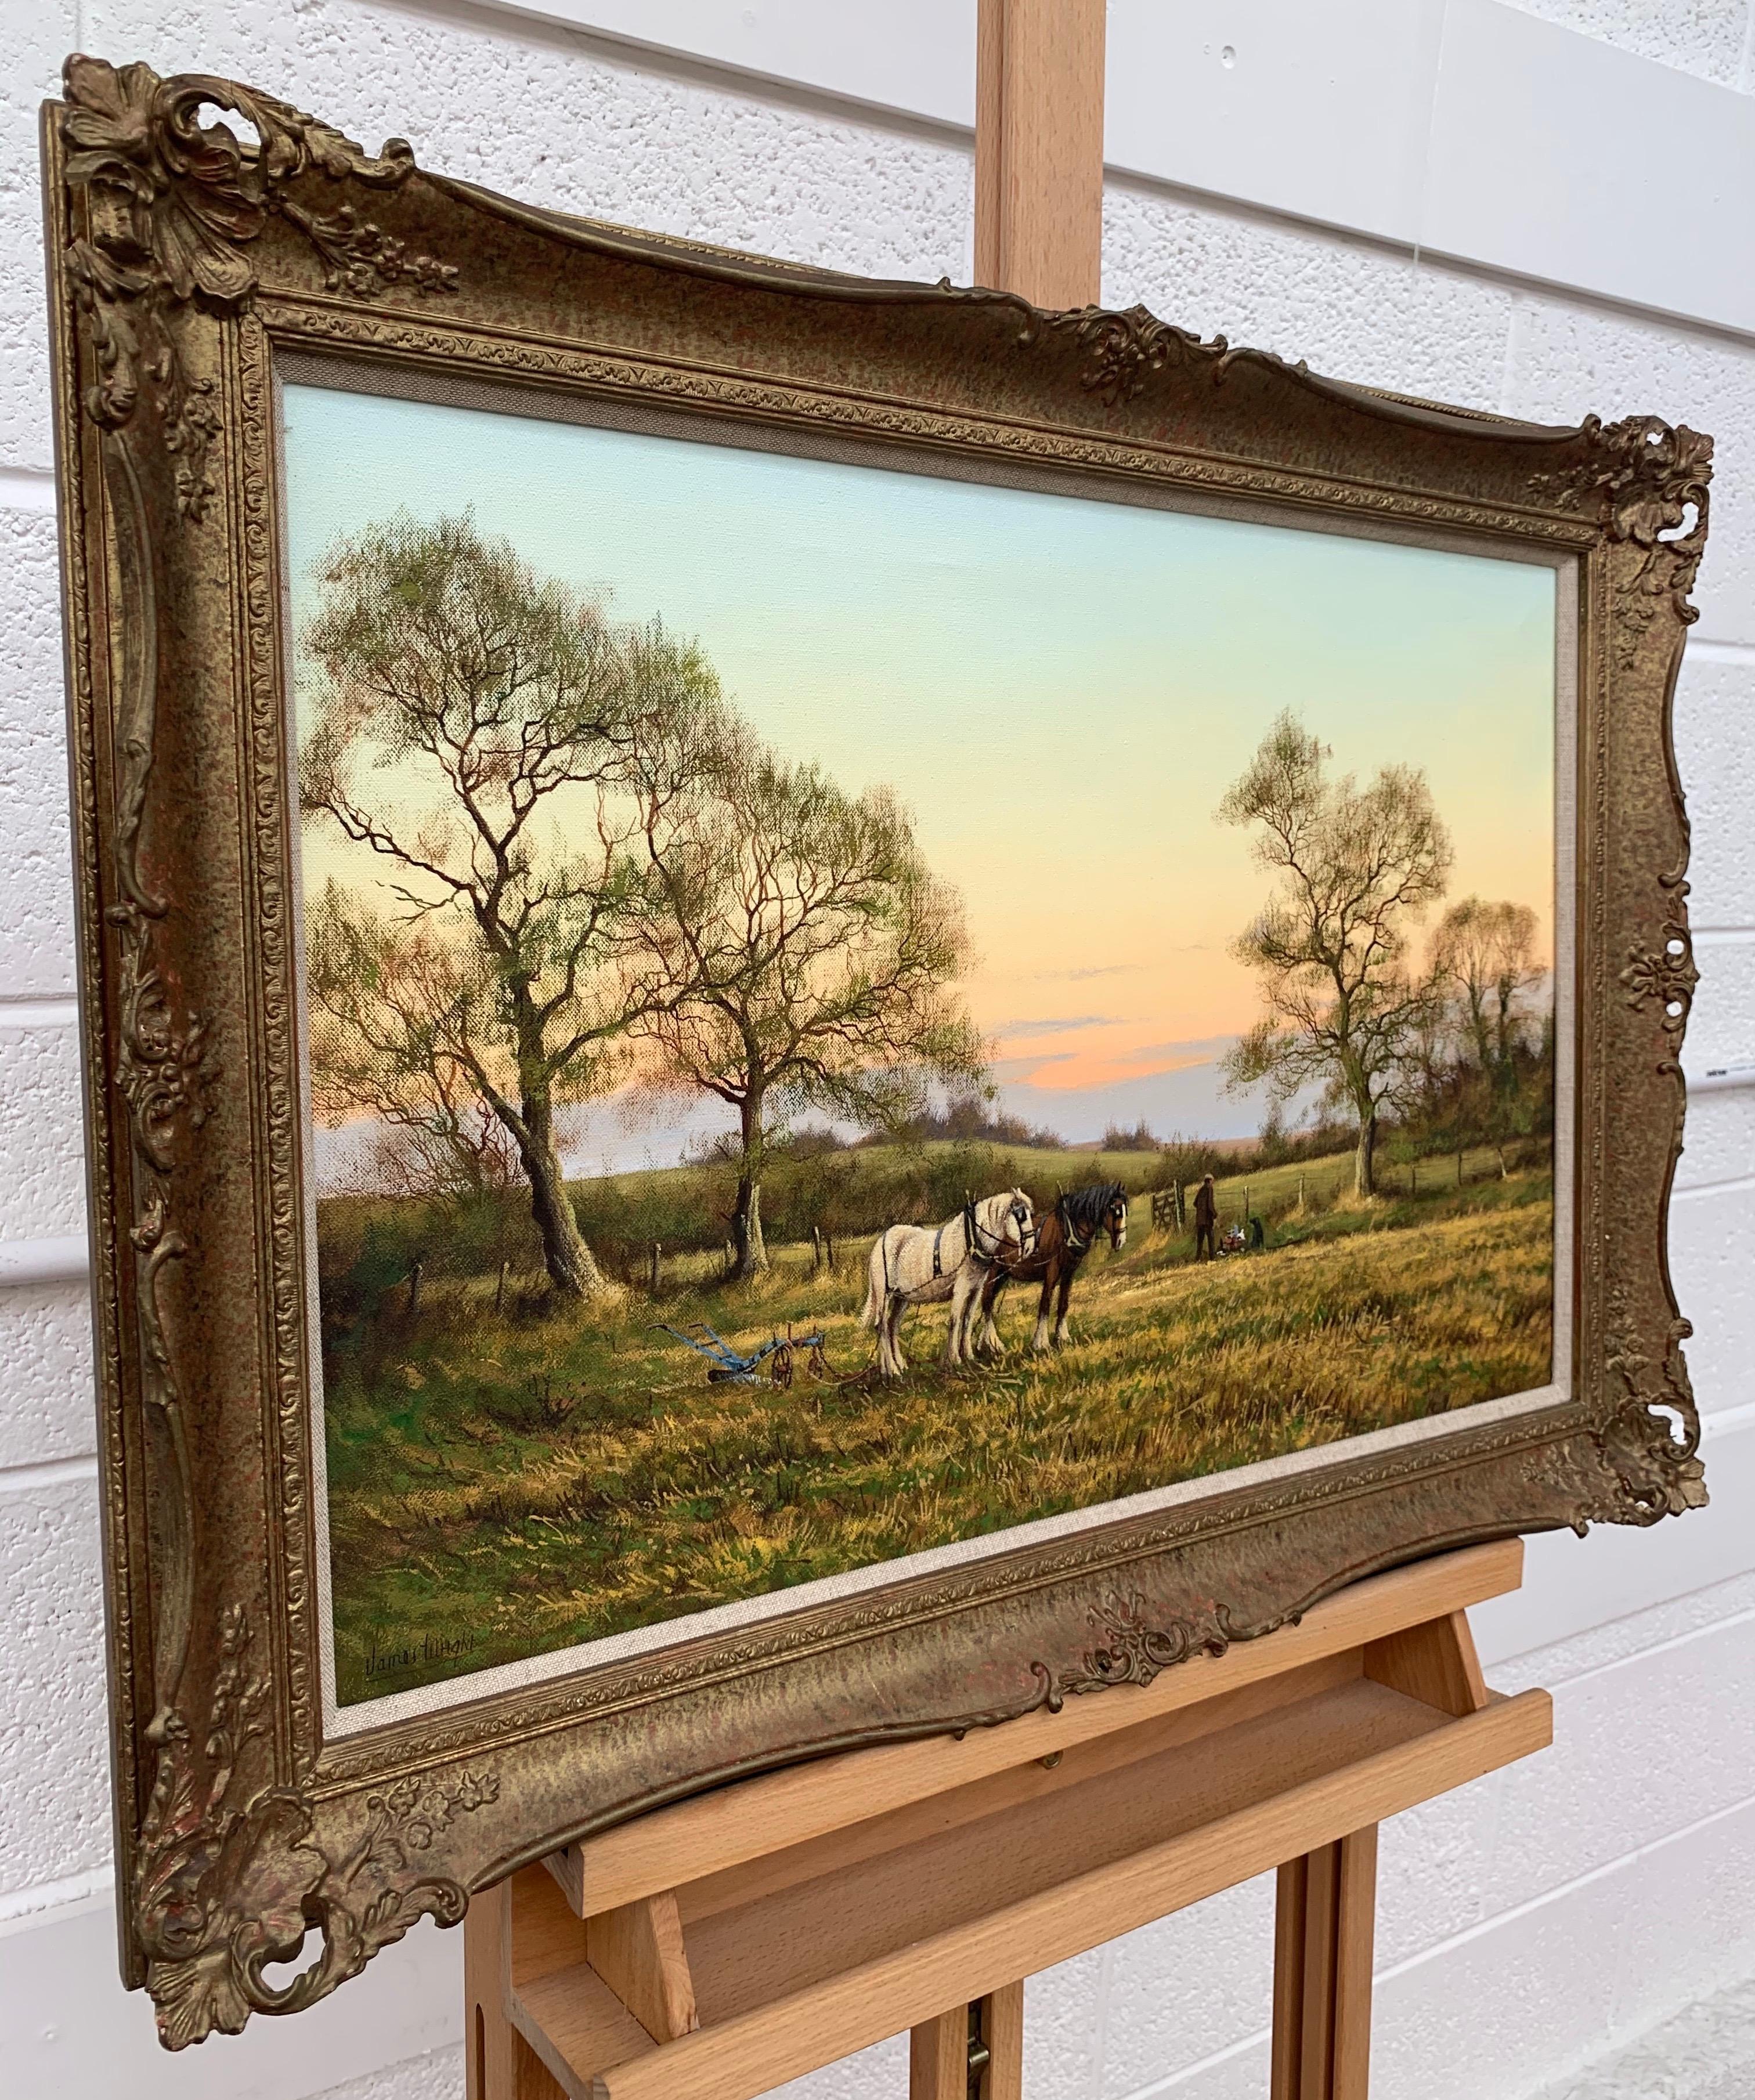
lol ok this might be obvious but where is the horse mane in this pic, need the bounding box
[1061,1181,1126,1237]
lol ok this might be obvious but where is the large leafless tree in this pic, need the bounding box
[299,513,714,1298]
[1218,711,1453,1196]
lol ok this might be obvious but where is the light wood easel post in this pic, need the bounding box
[973,0,1106,309]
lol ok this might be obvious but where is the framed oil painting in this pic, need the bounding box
[287,374,1569,1718]
[44,55,1709,2047]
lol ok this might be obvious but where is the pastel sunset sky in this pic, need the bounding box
[283,383,1557,1164]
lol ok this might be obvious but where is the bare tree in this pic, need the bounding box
[299,513,713,1298]
[632,721,985,1277]
[307,908,519,1206]
[1218,711,1453,1197]
[1427,897,1546,1173]
[1430,898,1542,1073]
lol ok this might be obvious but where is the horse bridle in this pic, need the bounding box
[966,1194,1037,1263]
[884,1197,1038,1297]
[1057,1190,1128,1258]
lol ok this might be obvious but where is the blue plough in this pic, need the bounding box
[652,1321,832,1389]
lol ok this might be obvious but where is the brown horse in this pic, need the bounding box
[975,1181,1128,1355]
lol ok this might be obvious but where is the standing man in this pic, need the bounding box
[1193,1173,1218,1260]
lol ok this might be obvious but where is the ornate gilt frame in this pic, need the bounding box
[42,55,1709,2051]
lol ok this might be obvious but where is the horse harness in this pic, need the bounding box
[883,1196,1035,1296]
[998,1194,1084,1278]
[996,1189,1127,1279]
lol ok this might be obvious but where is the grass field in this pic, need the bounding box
[321,1145,1554,1704]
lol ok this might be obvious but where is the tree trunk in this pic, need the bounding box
[730,1176,767,1279]
[515,1091,612,1299]
[728,1094,769,1280]
[1353,1108,1378,1198]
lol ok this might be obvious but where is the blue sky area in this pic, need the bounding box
[284,382,1557,1170]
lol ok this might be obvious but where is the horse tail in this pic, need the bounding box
[862,1234,887,1328]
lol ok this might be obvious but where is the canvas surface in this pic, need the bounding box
[283,382,1561,1708]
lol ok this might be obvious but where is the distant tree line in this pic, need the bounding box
[694,1088,1064,1159]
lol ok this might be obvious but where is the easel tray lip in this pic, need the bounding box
[511,1680,1551,2099]
[544,1538,1528,1919]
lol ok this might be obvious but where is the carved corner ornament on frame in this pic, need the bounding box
[42,54,1708,2050]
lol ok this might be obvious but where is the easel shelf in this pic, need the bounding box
[467,1539,1548,2100]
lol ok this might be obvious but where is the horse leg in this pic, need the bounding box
[976,1272,1006,1357]
[946,1270,976,1365]
[1053,1263,1077,1348]
[875,1290,898,1376]
[1031,1270,1054,1353]
[887,1292,909,1375]
[961,1272,989,1361]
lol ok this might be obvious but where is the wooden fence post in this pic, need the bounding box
[494,1259,508,1315]
[649,1243,662,1295]
[407,1261,422,1317]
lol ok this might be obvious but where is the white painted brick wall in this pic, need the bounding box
[1503,0,1752,86]
[2,6,1751,2098]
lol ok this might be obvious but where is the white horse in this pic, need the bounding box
[862,1190,1037,1378]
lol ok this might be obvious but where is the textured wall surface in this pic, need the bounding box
[2,5,1751,2098]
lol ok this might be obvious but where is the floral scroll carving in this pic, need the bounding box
[1048,1591,1246,1697]
[56,54,474,2047]
[1534,415,1713,668]
[1597,1279,1707,1526]
[136,1607,499,2048]
[1620,924,1699,1042]
[60,53,454,515]
[1042,302,1297,407]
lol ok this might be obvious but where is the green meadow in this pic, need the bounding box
[320,1144,1553,1705]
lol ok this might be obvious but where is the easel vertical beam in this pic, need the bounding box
[981,1982,1025,2100]
[465,1882,515,2100]
[1271,1827,1378,2099]
[910,1985,1023,2100]
[466,1879,570,2100]
[1332,1826,1378,2100]
[909,2004,966,2100]
[973,0,1106,306]
[1271,1853,1309,2100]
[1298,1843,1340,2094]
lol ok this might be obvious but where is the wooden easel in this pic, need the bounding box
[465,1539,1548,2100]
[465,17,1551,2095]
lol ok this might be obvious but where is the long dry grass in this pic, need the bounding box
[324,1163,1552,1704]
